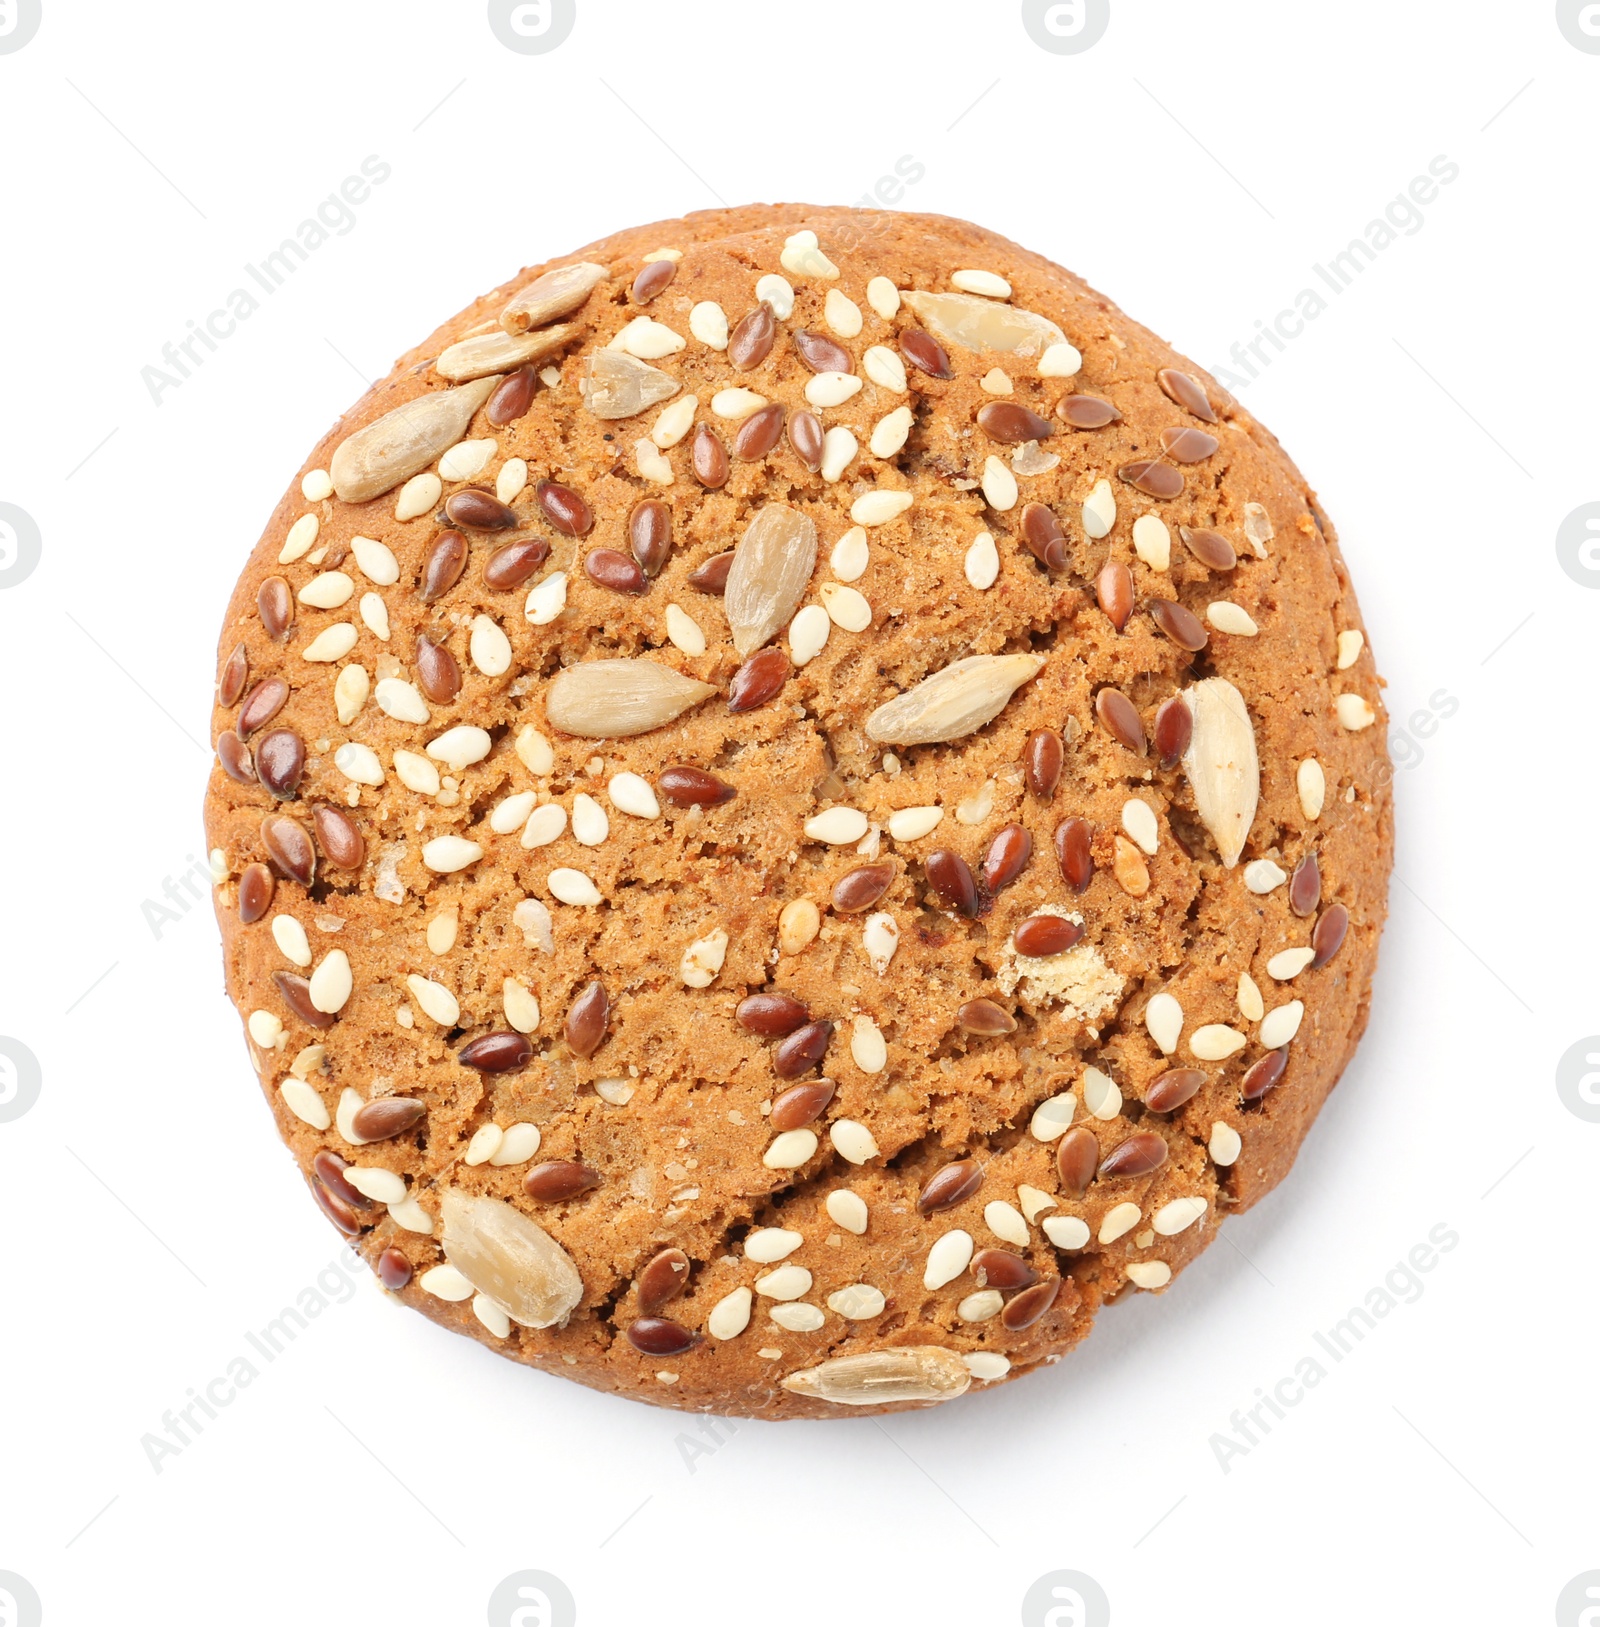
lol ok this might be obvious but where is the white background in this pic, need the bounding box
[0,2,1594,1623]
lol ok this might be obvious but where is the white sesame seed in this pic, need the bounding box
[965,1352,1011,1381]
[780,230,837,279]
[279,1076,330,1128]
[659,601,707,657]
[497,458,528,503]
[570,792,609,847]
[806,428,851,487]
[827,1284,885,1320]
[1126,1260,1172,1290]
[868,406,914,459]
[1237,972,1265,1023]
[393,750,440,797]
[1208,601,1259,637]
[1336,629,1364,669]
[514,726,554,777]
[865,276,900,319]
[820,582,872,631]
[887,805,943,841]
[438,438,496,482]
[538,366,561,387]
[469,615,512,676]
[952,268,1011,298]
[334,664,369,724]
[376,678,430,724]
[755,1264,812,1301]
[862,345,908,392]
[650,393,698,450]
[1208,1121,1242,1166]
[980,368,1012,395]
[830,526,870,582]
[1267,946,1316,981]
[607,772,659,820]
[1336,693,1376,730]
[271,914,312,968]
[1042,1214,1090,1250]
[831,1118,880,1165]
[861,913,898,975]
[502,980,541,1036]
[611,315,685,359]
[712,387,766,419]
[359,593,389,641]
[301,468,333,501]
[689,301,729,349]
[850,489,913,526]
[804,807,868,844]
[472,1294,512,1337]
[490,790,537,834]
[1018,1185,1057,1223]
[1132,514,1171,570]
[308,950,352,1014]
[465,1124,503,1165]
[1259,1000,1305,1049]
[778,898,821,954]
[1244,859,1287,893]
[279,513,320,564]
[745,1228,804,1263]
[406,974,460,1026]
[346,1165,405,1204]
[642,247,681,262]
[350,535,400,586]
[419,1265,474,1302]
[708,1286,753,1339]
[763,1129,817,1170]
[805,371,862,408]
[426,908,457,954]
[1037,342,1083,378]
[825,1189,869,1234]
[850,1014,887,1074]
[981,456,1018,512]
[963,529,1001,590]
[824,288,863,337]
[755,273,795,319]
[298,571,354,609]
[334,742,384,787]
[923,1230,974,1290]
[524,571,568,625]
[548,867,601,906]
[1030,1091,1077,1141]
[1082,1066,1122,1120]
[1298,758,1326,820]
[395,472,442,522]
[421,835,482,874]
[209,849,228,885]
[1122,798,1159,855]
[769,1302,825,1333]
[633,437,672,485]
[788,603,831,666]
[1144,992,1183,1055]
[388,1197,433,1235]
[1191,1024,1247,1061]
[1082,478,1117,539]
[679,927,729,988]
[1099,1202,1141,1244]
[302,623,359,663]
[1155,1196,1208,1235]
[984,1201,1030,1247]
[957,1289,1004,1323]
[426,725,491,771]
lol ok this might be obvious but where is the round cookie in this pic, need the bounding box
[204,206,1392,1418]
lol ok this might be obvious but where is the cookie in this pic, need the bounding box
[204,206,1392,1418]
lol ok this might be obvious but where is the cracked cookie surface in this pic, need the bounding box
[205,205,1393,1418]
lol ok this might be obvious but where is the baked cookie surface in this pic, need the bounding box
[205,205,1392,1418]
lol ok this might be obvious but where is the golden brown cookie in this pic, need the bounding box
[204,206,1392,1418]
